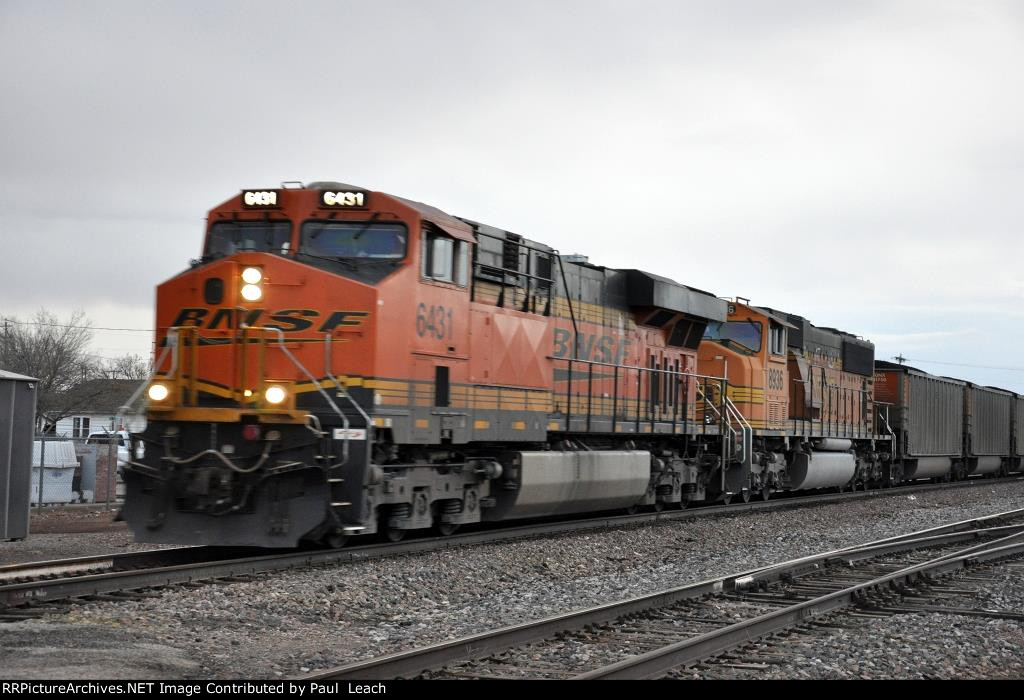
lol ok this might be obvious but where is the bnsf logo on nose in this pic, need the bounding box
[170,308,368,332]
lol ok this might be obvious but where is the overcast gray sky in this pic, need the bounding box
[2,1,1022,388]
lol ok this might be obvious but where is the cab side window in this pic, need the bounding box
[422,227,468,286]
[769,322,786,355]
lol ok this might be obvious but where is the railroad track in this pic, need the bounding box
[303,507,1024,680]
[677,556,1024,679]
[1,476,1019,619]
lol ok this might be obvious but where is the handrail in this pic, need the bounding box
[262,326,357,465]
[469,228,557,316]
[553,355,728,441]
[699,383,732,465]
[724,397,752,466]
[117,329,177,428]
[876,402,897,463]
[125,325,372,470]
[554,255,579,357]
[695,383,724,422]
[551,356,726,382]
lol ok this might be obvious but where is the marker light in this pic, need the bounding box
[265,386,287,405]
[241,284,263,301]
[241,267,263,284]
[148,383,169,401]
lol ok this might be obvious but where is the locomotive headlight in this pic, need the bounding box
[241,267,263,284]
[240,284,263,301]
[147,383,169,401]
[264,386,287,405]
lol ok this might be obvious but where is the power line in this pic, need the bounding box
[0,318,154,333]
[897,357,1024,373]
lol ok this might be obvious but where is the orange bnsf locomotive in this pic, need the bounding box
[124,182,899,547]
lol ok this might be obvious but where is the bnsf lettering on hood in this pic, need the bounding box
[170,308,369,332]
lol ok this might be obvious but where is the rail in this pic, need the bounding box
[579,531,1024,678]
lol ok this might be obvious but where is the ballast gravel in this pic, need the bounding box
[2,480,1024,679]
[688,564,1024,680]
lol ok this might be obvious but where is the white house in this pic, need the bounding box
[52,378,147,437]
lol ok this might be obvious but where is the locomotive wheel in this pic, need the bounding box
[740,489,751,504]
[720,493,733,505]
[761,486,771,502]
[325,533,348,549]
[675,500,689,510]
[384,527,407,543]
[653,501,665,512]
[437,522,460,536]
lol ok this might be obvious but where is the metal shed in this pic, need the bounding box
[1,370,39,540]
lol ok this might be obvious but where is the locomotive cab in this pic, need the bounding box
[698,300,791,432]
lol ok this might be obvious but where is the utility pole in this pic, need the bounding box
[893,354,906,365]
[107,437,116,509]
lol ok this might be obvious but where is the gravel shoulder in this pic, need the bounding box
[3,480,1024,679]
[0,506,171,565]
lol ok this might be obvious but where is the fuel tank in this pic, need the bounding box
[489,450,650,520]
[786,450,855,490]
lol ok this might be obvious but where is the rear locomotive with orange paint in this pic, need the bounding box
[697,300,890,502]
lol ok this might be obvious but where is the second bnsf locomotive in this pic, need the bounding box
[124,182,907,547]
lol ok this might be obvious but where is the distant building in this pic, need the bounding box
[51,378,147,437]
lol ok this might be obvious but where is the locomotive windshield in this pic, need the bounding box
[299,222,407,260]
[205,221,292,258]
[703,320,763,354]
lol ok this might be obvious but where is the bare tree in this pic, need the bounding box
[0,309,102,431]
[100,353,151,381]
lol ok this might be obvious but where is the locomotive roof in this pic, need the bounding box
[391,195,475,242]
[760,306,872,348]
[748,305,797,329]
[290,182,477,242]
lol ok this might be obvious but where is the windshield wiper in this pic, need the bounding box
[296,251,360,271]
[352,212,381,240]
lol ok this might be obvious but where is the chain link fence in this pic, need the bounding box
[31,435,125,506]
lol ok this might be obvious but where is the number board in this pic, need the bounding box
[319,190,369,208]
[241,190,281,208]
